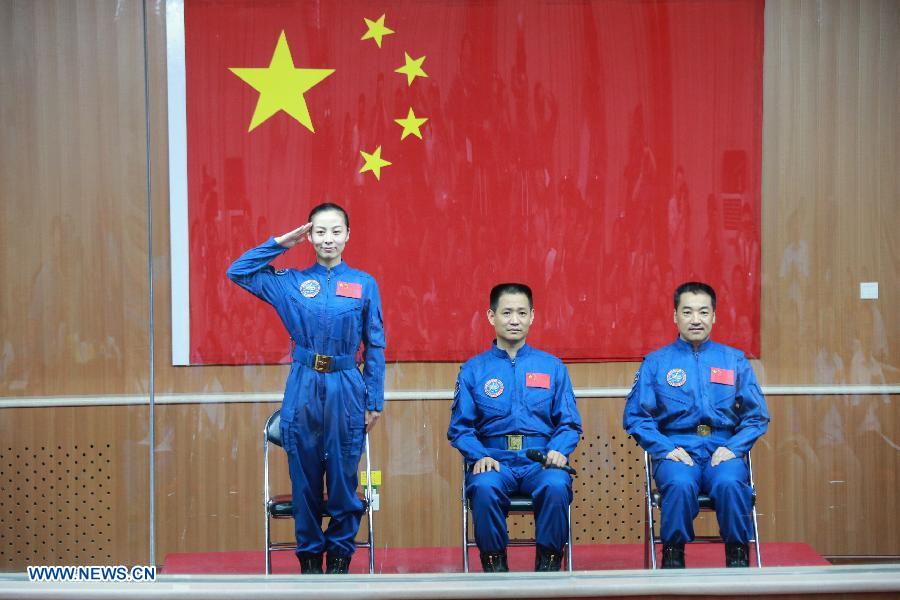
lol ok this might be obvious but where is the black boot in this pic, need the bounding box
[325,553,352,574]
[725,542,750,567]
[479,551,509,573]
[534,546,564,572]
[297,552,323,574]
[661,543,685,569]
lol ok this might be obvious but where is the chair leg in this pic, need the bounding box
[643,451,658,570]
[566,503,573,572]
[751,504,762,568]
[644,495,660,569]
[366,505,375,574]
[264,441,272,575]
[462,497,470,573]
[643,511,650,569]
[461,462,471,574]
[364,433,375,575]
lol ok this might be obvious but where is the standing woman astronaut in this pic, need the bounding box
[227,202,385,574]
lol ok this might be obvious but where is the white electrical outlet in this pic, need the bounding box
[370,490,380,511]
[860,282,879,300]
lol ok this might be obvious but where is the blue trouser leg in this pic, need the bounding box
[282,371,365,558]
[283,418,326,556]
[654,458,701,544]
[466,468,517,552]
[519,464,572,553]
[703,457,752,544]
[321,373,365,557]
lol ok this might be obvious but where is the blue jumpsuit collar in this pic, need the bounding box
[674,336,713,353]
[489,340,533,360]
[309,260,349,276]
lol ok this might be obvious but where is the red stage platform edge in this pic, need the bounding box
[161,542,829,574]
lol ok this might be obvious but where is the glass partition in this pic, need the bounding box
[0,0,152,573]
[0,0,896,581]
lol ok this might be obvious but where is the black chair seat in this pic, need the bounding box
[267,492,370,519]
[268,494,294,518]
[651,491,754,510]
[650,491,714,510]
[509,495,535,512]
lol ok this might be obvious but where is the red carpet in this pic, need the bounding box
[161,543,829,574]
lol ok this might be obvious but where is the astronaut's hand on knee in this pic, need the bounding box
[710,446,736,466]
[665,447,695,466]
[472,457,501,474]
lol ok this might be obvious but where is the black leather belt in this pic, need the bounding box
[291,346,357,373]
[481,434,549,451]
[667,425,734,438]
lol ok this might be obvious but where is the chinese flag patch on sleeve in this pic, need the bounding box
[526,372,551,389]
[710,367,735,385]
[336,281,362,299]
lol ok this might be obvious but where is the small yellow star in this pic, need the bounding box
[360,146,392,180]
[394,107,428,140]
[229,31,334,132]
[394,52,428,86]
[361,14,394,48]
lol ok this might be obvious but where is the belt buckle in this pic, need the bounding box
[697,424,712,437]
[313,354,333,373]
[506,435,523,451]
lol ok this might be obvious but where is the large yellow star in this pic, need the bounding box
[359,146,392,180]
[394,52,428,86]
[394,108,428,140]
[229,31,334,132]
[361,14,394,48]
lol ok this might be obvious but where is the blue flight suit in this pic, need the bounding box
[623,337,769,545]
[227,238,385,558]
[448,343,583,553]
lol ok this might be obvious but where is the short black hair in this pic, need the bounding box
[489,283,533,311]
[308,202,349,228]
[674,281,717,311]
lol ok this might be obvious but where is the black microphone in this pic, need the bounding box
[526,449,577,476]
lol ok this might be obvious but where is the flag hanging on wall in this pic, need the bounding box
[166,0,763,365]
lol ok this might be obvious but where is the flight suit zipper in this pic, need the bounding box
[509,354,522,431]
[694,349,709,424]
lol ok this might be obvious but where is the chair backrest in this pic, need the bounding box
[266,409,283,448]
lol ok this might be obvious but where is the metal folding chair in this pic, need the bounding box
[461,461,573,572]
[643,449,762,569]
[263,409,375,574]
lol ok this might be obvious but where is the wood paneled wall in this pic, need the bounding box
[0,0,151,397]
[0,0,898,571]
[0,406,149,568]
[760,0,898,385]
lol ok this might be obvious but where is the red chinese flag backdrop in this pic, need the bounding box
[182,0,763,365]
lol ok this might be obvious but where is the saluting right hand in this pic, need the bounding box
[472,457,501,474]
[665,447,695,466]
[274,222,312,248]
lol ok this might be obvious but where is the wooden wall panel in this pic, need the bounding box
[0,406,149,570]
[759,0,898,385]
[755,394,900,556]
[0,0,150,397]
